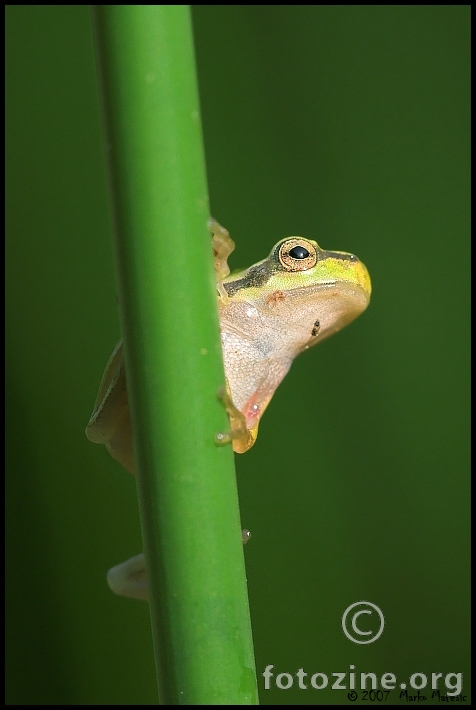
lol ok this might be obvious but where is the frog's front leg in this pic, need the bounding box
[208,220,258,453]
[215,384,258,454]
[209,217,235,298]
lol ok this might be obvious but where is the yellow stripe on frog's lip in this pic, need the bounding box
[312,256,372,298]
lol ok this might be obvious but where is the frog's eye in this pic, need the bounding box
[278,238,318,272]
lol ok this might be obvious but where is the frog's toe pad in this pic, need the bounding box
[242,528,251,544]
[107,553,148,601]
[215,430,232,446]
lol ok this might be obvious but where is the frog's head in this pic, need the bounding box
[224,236,371,352]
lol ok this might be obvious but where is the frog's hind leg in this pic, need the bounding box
[85,340,135,474]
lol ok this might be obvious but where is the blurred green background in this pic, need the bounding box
[6,5,469,705]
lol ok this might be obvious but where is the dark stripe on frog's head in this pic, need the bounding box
[222,261,272,297]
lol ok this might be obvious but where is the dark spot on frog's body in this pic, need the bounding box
[311,319,320,337]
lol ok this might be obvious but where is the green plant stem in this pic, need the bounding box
[93,6,258,704]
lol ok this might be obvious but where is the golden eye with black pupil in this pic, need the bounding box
[278,238,318,272]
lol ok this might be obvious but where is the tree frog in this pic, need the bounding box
[86,220,371,600]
